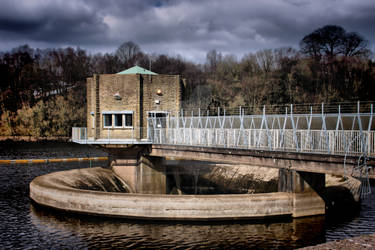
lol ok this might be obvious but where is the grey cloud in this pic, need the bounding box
[0,0,109,45]
[0,0,374,62]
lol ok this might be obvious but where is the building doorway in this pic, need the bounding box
[148,111,169,128]
[147,111,169,143]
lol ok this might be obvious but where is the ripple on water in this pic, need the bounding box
[325,186,375,242]
[34,196,375,249]
[1,142,375,248]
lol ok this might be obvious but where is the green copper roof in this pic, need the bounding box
[116,65,158,75]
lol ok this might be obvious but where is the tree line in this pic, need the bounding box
[0,25,374,137]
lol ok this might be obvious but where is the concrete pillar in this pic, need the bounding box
[279,169,325,217]
[108,146,167,194]
[137,156,166,194]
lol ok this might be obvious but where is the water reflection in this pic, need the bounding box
[30,204,326,249]
[1,142,374,249]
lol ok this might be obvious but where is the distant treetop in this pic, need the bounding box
[300,25,369,59]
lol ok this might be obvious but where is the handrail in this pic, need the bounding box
[72,127,152,144]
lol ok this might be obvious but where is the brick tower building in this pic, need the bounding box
[86,66,184,141]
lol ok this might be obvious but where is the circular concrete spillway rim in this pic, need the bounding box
[30,168,294,221]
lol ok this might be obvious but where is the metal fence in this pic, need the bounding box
[150,128,375,156]
[179,101,375,116]
[72,127,151,144]
[147,103,374,156]
[72,127,87,143]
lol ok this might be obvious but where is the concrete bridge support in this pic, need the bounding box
[108,146,167,194]
[279,169,326,217]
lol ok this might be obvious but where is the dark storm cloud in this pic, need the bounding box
[0,0,374,62]
[0,0,109,45]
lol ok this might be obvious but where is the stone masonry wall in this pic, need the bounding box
[86,73,182,140]
[98,74,140,139]
[141,74,182,138]
[141,74,181,115]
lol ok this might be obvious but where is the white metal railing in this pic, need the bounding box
[147,103,374,157]
[72,127,87,143]
[150,128,375,156]
[72,127,151,144]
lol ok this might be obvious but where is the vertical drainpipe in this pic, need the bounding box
[94,74,100,140]
[139,74,143,140]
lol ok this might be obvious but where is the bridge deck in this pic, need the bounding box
[150,144,375,178]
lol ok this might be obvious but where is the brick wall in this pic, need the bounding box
[141,74,181,115]
[141,74,182,138]
[86,73,182,140]
[98,74,139,139]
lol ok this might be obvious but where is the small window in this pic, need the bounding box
[125,114,133,127]
[103,114,112,127]
[102,111,133,128]
[114,114,123,127]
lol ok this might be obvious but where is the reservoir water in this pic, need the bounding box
[0,142,374,249]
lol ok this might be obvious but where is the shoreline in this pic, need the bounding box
[301,234,375,249]
[0,136,70,142]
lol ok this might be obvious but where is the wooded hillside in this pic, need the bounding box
[0,25,374,137]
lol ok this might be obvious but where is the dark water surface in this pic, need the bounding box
[0,142,374,249]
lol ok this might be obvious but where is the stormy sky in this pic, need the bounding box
[0,0,374,62]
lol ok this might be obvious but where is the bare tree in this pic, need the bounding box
[343,32,369,57]
[115,41,141,67]
[256,49,275,74]
[206,49,222,72]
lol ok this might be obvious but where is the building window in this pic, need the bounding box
[114,114,123,127]
[125,114,133,127]
[102,111,133,128]
[103,114,112,128]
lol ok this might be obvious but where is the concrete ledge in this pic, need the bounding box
[0,157,108,165]
[30,168,293,221]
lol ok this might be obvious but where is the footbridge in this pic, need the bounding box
[72,103,374,217]
[146,103,375,179]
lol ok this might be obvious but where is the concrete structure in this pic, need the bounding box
[109,146,166,194]
[30,168,294,220]
[278,170,325,217]
[68,72,374,219]
[86,66,184,142]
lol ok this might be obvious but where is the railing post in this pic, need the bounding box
[290,104,300,151]
[160,127,162,144]
[321,103,330,154]
[223,109,226,147]
[279,107,287,149]
[334,105,344,154]
[366,104,374,155]
[357,101,365,154]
